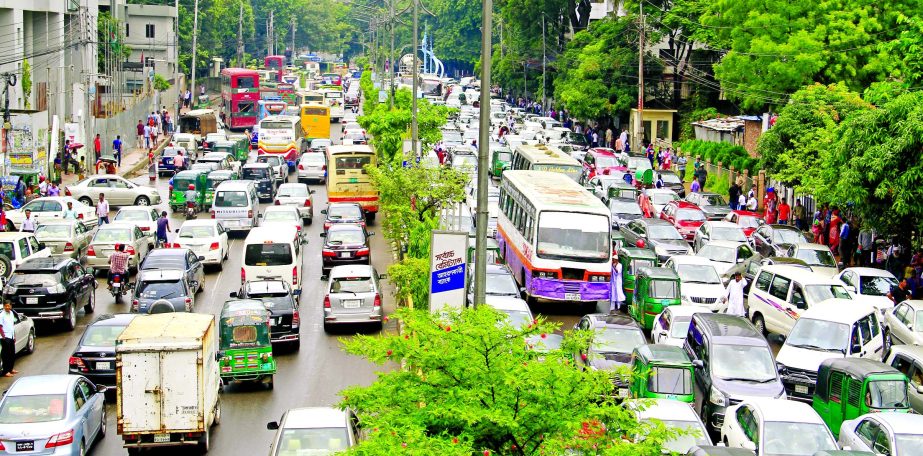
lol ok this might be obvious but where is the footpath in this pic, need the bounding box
[58,137,168,187]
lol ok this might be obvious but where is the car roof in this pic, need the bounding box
[796,242,831,251]
[901,300,923,311]
[639,218,673,227]
[327,223,363,232]
[821,357,901,378]
[871,412,923,433]
[244,280,290,294]
[243,162,272,168]
[672,201,701,209]
[34,219,82,227]
[702,240,745,249]
[585,313,641,330]
[0,232,38,241]
[662,306,703,317]
[18,256,74,271]
[841,267,896,278]
[328,202,362,209]
[91,313,139,326]
[145,248,189,260]
[263,205,300,213]
[800,300,877,323]
[669,255,715,266]
[637,266,679,280]
[746,398,821,423]
[703,221,740,228]
[138,269,186,281]
[730,210,761,217]
[760,265,842,284]
[117,206,155,213]
[283,407,349,429]
[329,264,375,279]
[631,398,700,421]
[6,375,76,396]
[483,296,530,313]
[101,221,138,229]
[278,182,308,189]
[216,180,255,190]
[694,313,763,341]
[633,344,691,364]
[245,226,297,243]
[181,219,221,228]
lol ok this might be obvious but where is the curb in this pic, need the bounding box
[121,138,170,179]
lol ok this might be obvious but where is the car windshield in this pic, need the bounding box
[658,419,710,454]
[795,248,837,267]
[81,324,128,347]
[141,257,186,270]
[179,225,216,238]
[34,225,71,238]
[698,245,736,263]
[495,151,512,162]
[264,211,299,222]
[487,272,520,295]
[713,227,747,242]
[278,186,309,197]
[677,209,706,222]
[650,193,678,205]
[648,225,684,241]
[762,422,835,456]
[895,434,923,455]
[650,280,678,299]
[536,212,610,263]
[703,194,727,206]
[670,316,692,338]
[327,229,365,245]
[137,280,184,299]
[592,328,646,354]
[276,428,349,454]
[859,275,898,296]
[242,168,270,180]
[773,229,806,244]
[712,344,777,382]
[867,380,908,408]
[803,284,851,302]
[115,210,151,221]
[259,295,295,311]
[245,243,293,266]
[93,228,132,243]
[0,394,67,424]
[648,367,693,396]
[628,157,650,169]
[596,156,620,168]
[327,205,362,220]
[786,319,849,353]
[256,156,281,165]
[215,191,249,207]
[331,276,374,293]
[9,272,59,287]
[499,309,532,327]
[676,264,721,284]
[660,174,682,185]
[609,200,642,215]
[735,216,760,228]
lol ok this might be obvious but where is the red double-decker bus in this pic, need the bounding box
[264,55,286,82]
[220,68,261,131]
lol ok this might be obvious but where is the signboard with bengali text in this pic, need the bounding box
[429,230,469,314]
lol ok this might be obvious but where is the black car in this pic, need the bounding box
[574,313,647,395]
[234,279,300,349]
[68,313,137,386]
[321,202,365,232]
[4,256,95,331]
[606,197,644,228]
[139,248,205,294]
[750,223,812,257]
[241,163,276,201]
[320,224,372,274]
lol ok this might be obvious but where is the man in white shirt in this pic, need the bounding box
[723,272,748,317]
[38,179,48,197]
[20,210,36,232]
[0,300,17,377]
[97,194,110,225]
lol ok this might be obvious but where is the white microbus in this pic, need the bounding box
[510,144,584,182]
[318,87,346,122]
[497,170,612,303]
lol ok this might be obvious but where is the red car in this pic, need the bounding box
[724,210,763,238]
[660,201,706,241]
[582,148,628,180]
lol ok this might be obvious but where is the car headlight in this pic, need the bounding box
[589,275,608,282]
[709,387,728,406]
[654,245,668,255]
[535,271,556,279]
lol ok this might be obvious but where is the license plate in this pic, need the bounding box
[153,433,170,443]
[617,388,629,398]
[795,384,808,394]
[340,251,352,258]
[564,292,581,301]
[343,300,361,308]
[25,297,38,304]
[223,220,239,226]
[95,362,111,371]
[112,282,121,289]
[16,441,34,451]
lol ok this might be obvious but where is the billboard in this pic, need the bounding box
[429,230,469,314]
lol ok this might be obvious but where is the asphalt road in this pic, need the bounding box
[0,121,398,455]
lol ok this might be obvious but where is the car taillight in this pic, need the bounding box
[87,245,96,256]
[322,249,336,257]
[240,267,246,282]
[210,242,220,250]
[64,188,72,196]
[303,199,311,207]
[298,164,304,170]
[45,429,74,448]
[324,223,331,231]
[185,298,192,311]
[292,310,300,326]
[374,293,381,307]
[357,248,370,256]
[63,242,75,252]
[139,226,150,231]
[125,246,136,255]
[292,266,298,286]
[210,209,216,219]
[274,200,281,205]
[248,210,253,218]
[324,295,331,308]
[0,441,4,450]
[68,356,86,372]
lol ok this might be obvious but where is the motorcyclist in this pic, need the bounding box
[185,184,198,213]
[108,243,130,288]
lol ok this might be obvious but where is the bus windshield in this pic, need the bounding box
[536,212,609,263]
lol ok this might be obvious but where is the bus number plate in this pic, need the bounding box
[565,293,581,301]
[153,433,170,443]
[347,178,359,183]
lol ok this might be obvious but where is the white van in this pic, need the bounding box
[211,180,259,233]
[775,300,884,402]
[242,226,304,295]
[747,265,853,336]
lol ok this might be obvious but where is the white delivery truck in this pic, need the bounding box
[116,313,221,454]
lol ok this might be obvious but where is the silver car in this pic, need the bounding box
[323,265,386,331]
[0,374,107,455]
[256,155,289,183]
[297,152,327,184]
[66,174,162,207]
[112,206,160,238]
[131,269,195,313]
[274,183,315,222]
[86,222,152,271]
[33,220,94,260]
[9,309,36,356]
[267,407,358,455]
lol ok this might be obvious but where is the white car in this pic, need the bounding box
[310,138,331,153]
[663,255,726,312]
[483,295,533,328]
[838,413,923,456]
[172,219,230,268]
[267,407,358,454]
[721,398,838,455]
[65,174,162,207]
[113,206,160,237]
[785,243,840,278]
[0,232,54,278]
[297,152,327,183]
[260,205,305,243]
[693,221,748,253]
[650,308,699,349]
[696,240,756,275]
[199,151,240,173]
[837,267,899,314]
[885,300,923,348]
[643,188,680,218]
[630,399,712,453]
[4,197,98,230]
[275,183,315,222]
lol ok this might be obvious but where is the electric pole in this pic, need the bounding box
[542,15,547,113]
[388,0,395,108]
[636,1,644,153]
[269,10,275,56]
[237,3,244,67]
[411,0,419,157]
[191,0,200,99]
[291,18,296,61]
[473,0,493,306]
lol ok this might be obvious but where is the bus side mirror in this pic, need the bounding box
[267,421,279,430]
[692,360,704,369]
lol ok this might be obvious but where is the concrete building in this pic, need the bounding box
[114,1,178,84]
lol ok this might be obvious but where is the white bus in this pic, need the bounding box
[257,115,304,162]
[510,144,583,182]
[317,86,345,122]
[497,170,612,303]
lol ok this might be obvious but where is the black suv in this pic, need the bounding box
[4,256,95,331]
[241,163,276,202]
[320,224,372,274]
[68,313,138,386]
[233,279,300,349]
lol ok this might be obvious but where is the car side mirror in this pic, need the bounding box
[742,441,757,451]
[229,291,238,298]
[851,343,862,354]
[319,233,326,237]
[378,274,388,280]
[321,209,327,214]
[198,256,206,261]
[175,228,180,233]
[96,384,108,394]
[692,360,704,369]
[769,334,786,345]
[736,257,745,263]
[267,421,280,430]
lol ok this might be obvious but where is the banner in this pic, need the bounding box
[429,230,469,314]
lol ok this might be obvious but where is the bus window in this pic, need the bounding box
[237,101,256,113]
[237,77,257,89]
[335,156,371,172]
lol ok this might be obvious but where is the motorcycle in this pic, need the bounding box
[108,272,131,303]
[185,201,197,220]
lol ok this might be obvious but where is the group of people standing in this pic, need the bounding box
[137,108,172,151]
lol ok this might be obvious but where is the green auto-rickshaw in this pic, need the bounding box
[227,133,251,163]
[630,344,694,403]
[205,169,238,206]
[218,299,277,389]
[490,147,512,178]
[607,182,641,201]
[629,267,681,330]
[617,246,658,306]
[211,140,236,157]
[813,358,910,437]
[169,169,208,211]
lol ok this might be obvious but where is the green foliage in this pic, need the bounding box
[675,140,758,174]
[358,87,452,164]
[152,74,171,92]
[97,12,131,74]
[20,59,31,110]
[386,257,430,309]
[428,0,483,66]
[340,306,680,455]
[881,14,923,87]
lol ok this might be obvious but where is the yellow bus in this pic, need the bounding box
[326,145,379,221]
[300,104,331,141]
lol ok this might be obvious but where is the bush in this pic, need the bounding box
[676,140,757,174]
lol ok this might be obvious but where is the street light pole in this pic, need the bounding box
[473,0,493,306]
[411,0,419,157]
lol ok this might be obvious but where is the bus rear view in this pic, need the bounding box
[326,145,379,221]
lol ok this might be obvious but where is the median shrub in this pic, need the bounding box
[675,140,759,174]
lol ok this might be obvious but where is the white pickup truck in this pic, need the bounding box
[116,313,221,454]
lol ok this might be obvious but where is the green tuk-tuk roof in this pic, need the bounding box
[633,343,691,365]
[175,169,207,179]
[220,299,271,320]
[636,266,679,281]
[207,169,236,180]
[815,358,904,400]
[619,246,657,260]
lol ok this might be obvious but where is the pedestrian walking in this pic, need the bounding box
[778,199,791,225]
[858,228,875,267]
[20,210,36,232]
[63,140,71,174]
[828,209,842,254]
[610,261,626,313]
[839,218,852,266]
[591,130,599,148]
[746,192,758,211]
[728,182,740,211]
[136,120,145,148]
[63,201,78,219]
[618,128,629,152]
[605,127,614,149]
[0,300,18,377]
[97,194,110,225]
[722,272,748,317]
[93,133,101,158]
[690,179,701,193]
[113,135,123,166]
[47,182,60,197]
[793,199,806,231]
[144,123,152,150]
[676,155,687,182]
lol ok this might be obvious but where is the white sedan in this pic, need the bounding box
[837,267,899,314]
[630,399,712,453]
[113,206,161,237]
[275,183,315,222]
[4,197,98,230]
[172,219,230,268]
[651,306,701,347]
[839,413,923,456]
[722,398,838,455]
[260,206,306,243]
[64,174,162,207]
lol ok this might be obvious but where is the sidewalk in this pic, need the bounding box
[58,137,169,186]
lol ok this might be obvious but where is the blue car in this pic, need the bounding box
[0,374,107,455]
[159,146,186,176]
